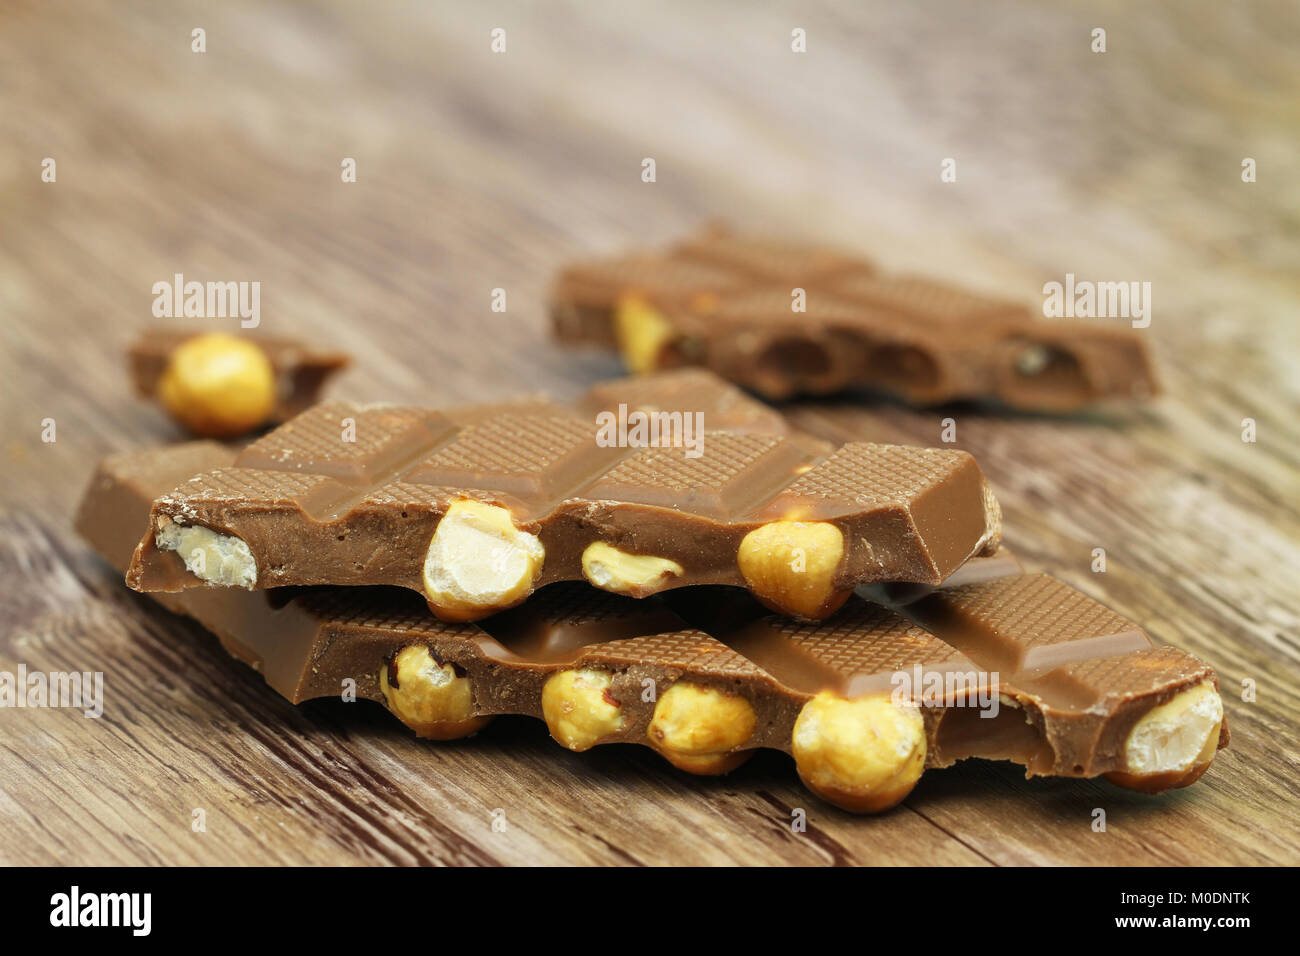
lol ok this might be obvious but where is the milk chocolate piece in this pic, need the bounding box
[78,443,1227,813]
[123,379,1002,621]
[551,228,1156,410]
[129,328,350,424]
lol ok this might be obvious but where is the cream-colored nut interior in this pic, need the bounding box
[581,541,683,596]
[423,499,544,618]
[1122,682,1223,775]
[155,517,257,588]
[791,692,926,811]
[614,295,676,374]
[647,681,756,757]
[379,644,481,738]
[541,668,624,751]
[737,520,846,619]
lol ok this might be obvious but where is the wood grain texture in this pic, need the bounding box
[1,0,1297,866]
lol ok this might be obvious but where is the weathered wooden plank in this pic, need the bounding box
[0,0,1295,865]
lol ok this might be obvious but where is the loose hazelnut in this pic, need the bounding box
[541,668,625,751]
[581,541,684,597]
[791,692,926,813]
[157,333,276,438]
[379,645,489,740]
[614,295,676,374]
[647,681,756,775]
[1106,682,1224,793]
[422,499,545,622]
[737,520,849,620]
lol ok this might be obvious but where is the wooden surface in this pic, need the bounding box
[1,0,1297,866]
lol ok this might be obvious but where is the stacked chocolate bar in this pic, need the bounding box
[551,227,1156,410]
[77,369,1225,813]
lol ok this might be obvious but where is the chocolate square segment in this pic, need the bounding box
[830,274,1026,329]
[673,233,875,286]
[908,574,1152,675]
[581,433,812,519]
[574,255,746,300]
[237,402,455,484]
[405,414,619,503]
[756,443,979,521]
[750,602,974,698]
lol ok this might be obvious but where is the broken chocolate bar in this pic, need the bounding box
[551,228,1156,410]
[123,381,1002,621]
[129,328,350,425]
[78,441,1227,814]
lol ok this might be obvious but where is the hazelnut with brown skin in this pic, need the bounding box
[379,644,489,740]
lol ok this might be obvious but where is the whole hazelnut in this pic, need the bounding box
[647,681,756,775]
[379,645,489,741]
[158,333,276,438]
[737,520,849,620]
[791,692,926,813]
[541,668,625,751]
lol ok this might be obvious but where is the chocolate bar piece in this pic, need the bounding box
[87,370,803,580]
[551,228,1156,410]
[123,379,1003,622]
[78,442,1227,814]
[129,328,350,424]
